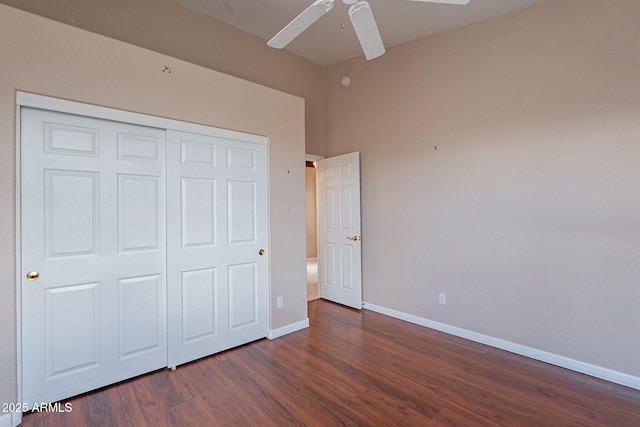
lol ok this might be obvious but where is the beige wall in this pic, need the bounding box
[0,0,326,156]
[325,0,640,378]
[0,4,307,405]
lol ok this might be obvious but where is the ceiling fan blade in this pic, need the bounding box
[406,0,470,4]
[349,1,385,60]
[267,0,335,49]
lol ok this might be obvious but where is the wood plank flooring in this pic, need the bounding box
[22,300,640,426]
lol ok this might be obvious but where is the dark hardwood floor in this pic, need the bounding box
[22,300,640,426]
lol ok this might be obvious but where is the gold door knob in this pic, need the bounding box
[26,271,40,281]
[259,249,265,256]
[346,235,360,241]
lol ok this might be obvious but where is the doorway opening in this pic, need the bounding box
[305,156,322,301]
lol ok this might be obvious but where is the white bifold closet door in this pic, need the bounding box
[21,108,168,405]
[166,130,267,368]
[20,105,268,405]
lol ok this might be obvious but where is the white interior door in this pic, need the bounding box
[21,108,167,404]
[166,130,267,368]
[316,152,362,309]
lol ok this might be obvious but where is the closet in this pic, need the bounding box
[20,100,267,404]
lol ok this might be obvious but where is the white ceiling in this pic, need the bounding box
[177,0,550,66]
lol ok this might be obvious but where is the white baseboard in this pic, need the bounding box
[363,301,640,391]
[0,412,22,427]
[268,318,309,339]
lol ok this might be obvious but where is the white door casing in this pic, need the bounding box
[166,130,268,368]
[316,152,362,309]
[20,108,167,404]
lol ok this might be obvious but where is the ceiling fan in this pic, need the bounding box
[267,0,470,61]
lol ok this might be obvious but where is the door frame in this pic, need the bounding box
[305,154,323,302]
[314,152,363,309]
[15,92,270,405]
[306,152,363,308]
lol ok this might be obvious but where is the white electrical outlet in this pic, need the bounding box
[276,296,284,308]
[439,292,447,305]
